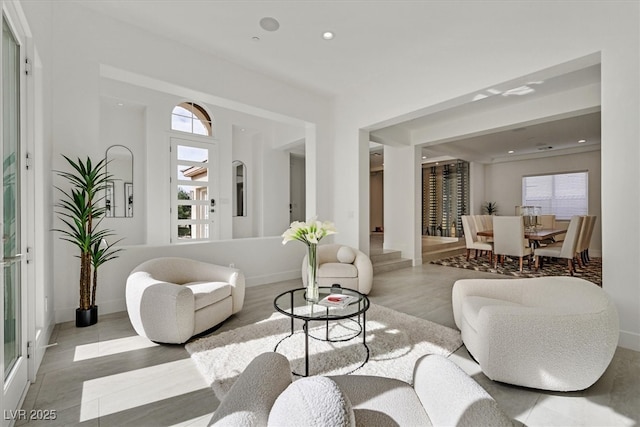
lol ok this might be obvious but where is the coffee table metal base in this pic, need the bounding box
[274,316,369,377]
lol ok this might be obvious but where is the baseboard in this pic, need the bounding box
[54,298,127,324]
[245,269,301,287]
[54,271,302,322]
[618,329,640,352]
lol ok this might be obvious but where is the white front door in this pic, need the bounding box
[170,138,219,242]
[2,10,29,424]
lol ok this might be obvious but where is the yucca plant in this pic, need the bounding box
[54,155,123,326]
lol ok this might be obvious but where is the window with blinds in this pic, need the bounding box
[522,171,588,220]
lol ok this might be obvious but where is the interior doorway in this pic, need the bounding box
[289,153,305,223]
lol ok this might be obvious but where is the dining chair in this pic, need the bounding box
[534,215,584,275]
[579,215,597,264]
[461,215,493,261]
[537,214,557,246]
[493,216,532,272]
[539,214,556,229]
[480,215,494,242]
[574,216,590,267]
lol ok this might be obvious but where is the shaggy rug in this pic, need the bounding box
[186,304,462,399]
[431,254,602,286]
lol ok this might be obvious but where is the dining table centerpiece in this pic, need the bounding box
[282,218,337,302]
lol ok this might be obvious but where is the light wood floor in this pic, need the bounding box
[18,263,640,426]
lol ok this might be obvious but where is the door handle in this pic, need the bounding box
[1,254,22,266]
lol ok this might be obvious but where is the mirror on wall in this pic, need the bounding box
[232,160,246,217]
[105,145,133,218]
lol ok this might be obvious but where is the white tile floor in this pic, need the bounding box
[18,262,640,426]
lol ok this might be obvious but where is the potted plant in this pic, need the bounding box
[483,201,498,215]
[54,155,123,327]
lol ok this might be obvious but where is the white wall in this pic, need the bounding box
[383,145,422,264]
[232,127,255,239]
[332,3,639,350]
[484,150,602,255]
[21,2,333,323]
[100,99,145,244]
[60,237,306,323]
[21,1,640,351]
[259,140,290,237]
[469,162,486,215]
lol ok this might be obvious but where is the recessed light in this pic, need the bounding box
[502,85,535,96]
[259,17,280,32]
[322,31,334,40]
[578,139,586,143]
[252,36,260,42]
[116,102,124,107]
[508,150,515,154]
[422,156,427,159]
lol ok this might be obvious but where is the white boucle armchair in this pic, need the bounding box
[126,257,245,344]
[452,276,619,391]
[302,244,373,295]
[210,352,513,426]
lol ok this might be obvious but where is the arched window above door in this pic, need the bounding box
[171,102,213,136]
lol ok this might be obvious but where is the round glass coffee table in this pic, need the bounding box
[273,286,370,377]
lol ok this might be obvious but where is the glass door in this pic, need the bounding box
[170,138,219,242]
[2,13,28,419]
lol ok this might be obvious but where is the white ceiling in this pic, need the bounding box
[74,1,601,165]
[370,64,601,165]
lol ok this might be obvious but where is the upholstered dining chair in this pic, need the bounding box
[461,215,493,261]
[574,216,589,267]
[537,214,557,246]
[492,216,532,272]
[534,215,584,275]
[584,215,597,263]
[576,215,597,265]
[538,214,556,229]
[473,215,493,243]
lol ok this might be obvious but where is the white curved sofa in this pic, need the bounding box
[126,257,245,344]
[302,244,373,295]
[211,352,513,427]
[452,276,619,391]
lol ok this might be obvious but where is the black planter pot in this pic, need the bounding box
[76,306,98,327]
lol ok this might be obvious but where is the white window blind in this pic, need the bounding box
[522,172,588,220]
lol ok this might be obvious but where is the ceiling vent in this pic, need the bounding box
[537,146,554,151]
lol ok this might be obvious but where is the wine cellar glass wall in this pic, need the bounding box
[422,160,469,237]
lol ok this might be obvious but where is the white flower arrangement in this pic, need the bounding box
[281,218,337,246]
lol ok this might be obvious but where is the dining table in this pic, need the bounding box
[477,228,567,248]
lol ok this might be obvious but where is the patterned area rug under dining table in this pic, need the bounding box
[431,254,602,286]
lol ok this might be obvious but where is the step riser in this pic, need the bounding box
[370,251,401,263]
[423,242,466,252]
[422,247,466,263]
[373,259,413,274]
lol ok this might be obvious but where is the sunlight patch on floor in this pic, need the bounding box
[74,335,159,361]
[80,358,208,421]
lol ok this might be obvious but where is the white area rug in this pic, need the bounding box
[186,303,462,399]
